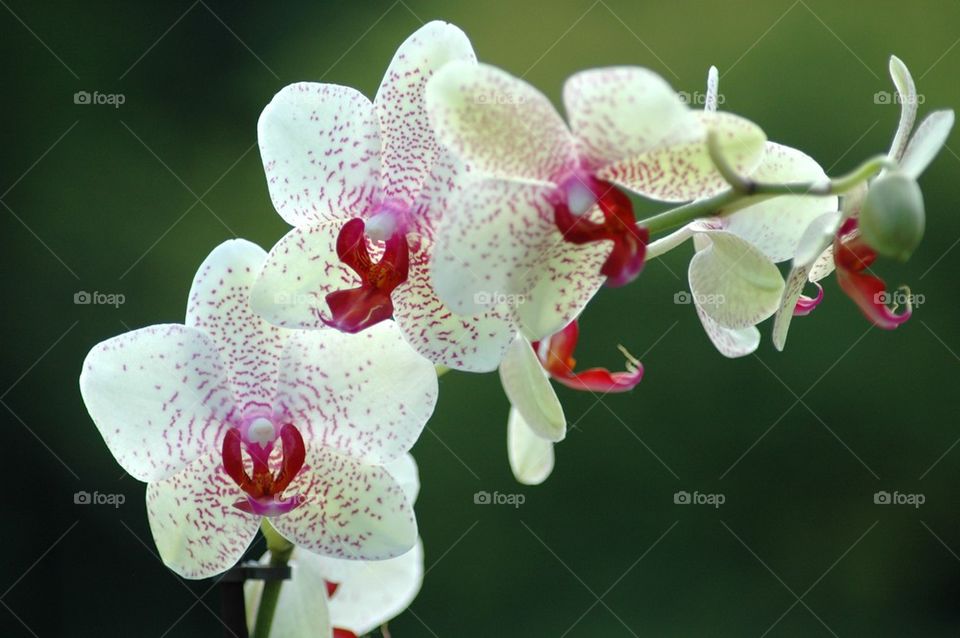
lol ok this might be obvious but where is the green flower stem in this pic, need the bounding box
[251,520,295,638]
[636,135,893,236]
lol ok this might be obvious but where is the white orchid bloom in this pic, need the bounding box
[80,240,438,578]
[249,21,516,373]
[772,55,954,349]
[424,62,767,343]
[246,455,424,638]
[647,67,837,357]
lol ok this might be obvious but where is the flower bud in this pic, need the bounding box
[859,172,925,262]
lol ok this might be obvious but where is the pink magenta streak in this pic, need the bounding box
[324,217,410,334]
[221,424,306,516]
[793,283,824,317]
[833,218,911,329]
[553,176,649,288]
[534,320,644,393]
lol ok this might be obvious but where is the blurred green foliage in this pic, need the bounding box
[2,1,960,635]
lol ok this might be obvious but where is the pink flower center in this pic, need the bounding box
[553,174,649,287]
[324,205,411,333]
[221,416,307,517]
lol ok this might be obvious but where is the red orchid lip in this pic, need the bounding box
[793,283,824,317]
[222,423,307,516]
[833,218,912,329]
[323,217,410,333]
[533,320,644,393]
[553,176,648,288]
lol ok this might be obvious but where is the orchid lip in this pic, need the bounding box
[533,320,644,393]
[221,423,307,517]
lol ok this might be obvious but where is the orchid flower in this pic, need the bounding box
[499,320,643,485]
[646,67,838,357]
[245,455,424,638]
[772,56,954,349]
[424,62,767,343]
[79,240,438,578]
[250,21,516,373]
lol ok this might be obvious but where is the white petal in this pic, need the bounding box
[186,239,286,405]
[507,407,555,485]
[147,451,260,579]
[429,177,557,316]
[259,82,381,226]
[771,263,811,352]
[276,321,438,464]
[271,447,417,560]
[245,549,333,638]
[599,110,766,202]
[694,303,760,358]
[900,110,955,179]
[793,210,842,280]
[383,453,420,504]
[394,251,517,373]
[723,143,838,262]
[688,230,784,329]
[426,61,577,181]
[645,225,695,260]
[80,325,234,482]
[562,66,694,170]
[498,335,565,442]
[887,55,918,163]
[516,234,608,342]
[250,222,356,330]
[374,21,476,204]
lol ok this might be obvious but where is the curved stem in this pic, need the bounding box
[637,148,894,236]
[251,520,295,638]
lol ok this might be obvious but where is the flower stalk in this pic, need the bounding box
[251,520,295,638]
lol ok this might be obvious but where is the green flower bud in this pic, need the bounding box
[859,172,925,262]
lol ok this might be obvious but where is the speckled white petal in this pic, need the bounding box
[426,61,577,181]
[688,230,784,329]
[259,82,381,226]
[563,66,694,170]
[694,303,761,358]
[393,249,516,373]
[599,110,766,203]
[374,21,476,204]
[271,447,417,561]
[723,143,838,263]
[499,335,565,442]
[147,451,260,579]
[250,222,357,330]
[383,453,421,504]
[517,232,608,342]
[80,325,235,482]
[429,177,557,316]
[276,321,437,463]
[186,239,286,405]
[507,407,555,485]
[900,110,954,179]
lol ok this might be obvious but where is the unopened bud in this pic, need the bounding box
[859,172,925,261]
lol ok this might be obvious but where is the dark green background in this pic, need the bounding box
[3,1,959,636]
